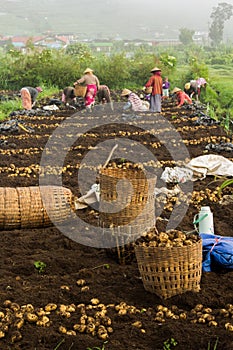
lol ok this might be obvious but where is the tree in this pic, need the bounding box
[209,2,233,46]
[179,28,194,45]
[65,42,93,61]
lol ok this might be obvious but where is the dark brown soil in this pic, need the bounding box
[0,97,233,350]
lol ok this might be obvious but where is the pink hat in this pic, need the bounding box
[36,86,43,93]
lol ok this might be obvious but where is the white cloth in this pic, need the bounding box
[74,184,100,210]
[186,155,233,179]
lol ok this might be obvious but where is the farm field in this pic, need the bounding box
[0,96,233,350]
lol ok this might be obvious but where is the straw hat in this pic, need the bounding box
[172,87,181,93]
[36,86,43,93]
[121,88,132,96]
[150,67,161,72]
[84,68,93,74]
[185,83,191,90]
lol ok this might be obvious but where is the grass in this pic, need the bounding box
[0,98,22,120]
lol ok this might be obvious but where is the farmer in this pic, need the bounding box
[20,86,43,110]
[184,78,207,101]
[144,66,163,113]
[121,88,149,112]
[97,85,111,104]
[162,76,170,99]
[184,80,199,100]
[172,87,192,108]
[62,86,76,105]
[74,68,100,110]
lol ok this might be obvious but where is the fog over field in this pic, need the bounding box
[0,0,232,40]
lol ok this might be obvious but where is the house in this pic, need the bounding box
[33,35,69,49]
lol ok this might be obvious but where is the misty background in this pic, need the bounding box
[0,0,232,40]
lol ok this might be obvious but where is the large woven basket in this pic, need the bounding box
[134,239,202,299]
[0,186,74,230]
[99,167,156,228]
[74,85,87,97]
[99,167,156,264]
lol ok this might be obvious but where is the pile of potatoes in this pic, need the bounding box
[136,228,200,248]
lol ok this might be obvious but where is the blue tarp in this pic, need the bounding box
[201,233,233,272]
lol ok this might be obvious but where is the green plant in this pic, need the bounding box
[207,337,219,350]
[86,341,108,350]
[34,260,47,274]
[0,98,22,120]
[163,338,178,350]
[218,179,233,196]
[53,338,65,350]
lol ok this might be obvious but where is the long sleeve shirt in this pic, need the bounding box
[24,87,38,102]
[176,91,192,107]
[145,75,163,95]
[77,73,100,89]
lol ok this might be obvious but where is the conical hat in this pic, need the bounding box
[84,68,93,74]
[172,87,181,93]
[150,66,161,72]
[121,88,132,96]
[185,83,191,90]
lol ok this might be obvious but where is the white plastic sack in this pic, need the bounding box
[186,154,233,179]
[161,167,193,183]
[74,184,100,210]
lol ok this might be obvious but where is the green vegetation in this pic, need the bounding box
[163,337,178,350]
[34,261,47,274]
[0,43,233,128]
[207,337,219,350]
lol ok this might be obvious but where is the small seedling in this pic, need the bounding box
[92,263,110,270]
[34,260,47,274]
[163,337,178,350]
[86,341,108,350]
[207,337,219,350]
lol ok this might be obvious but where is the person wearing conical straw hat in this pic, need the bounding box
[144,66,163,113]
[74,68,100,110]
[172,87,192,108]
[121,88,149,112]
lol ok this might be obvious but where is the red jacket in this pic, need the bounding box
[145,74,163,95]
[176,91,192,107]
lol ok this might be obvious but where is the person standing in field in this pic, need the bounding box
[162,76,170,99]
[144,67,163,113]
[20,86,43,110]
[74,68,100,110]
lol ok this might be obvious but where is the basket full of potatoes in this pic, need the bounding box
[134,228,202,299]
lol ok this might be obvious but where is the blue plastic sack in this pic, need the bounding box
[200,233,233,272]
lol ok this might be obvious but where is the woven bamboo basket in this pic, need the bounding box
[99,167,156,264]
[134,239,202,299]
[0,186,74,230]
[74,85,87,97]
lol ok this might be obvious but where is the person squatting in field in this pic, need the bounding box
[121,89,149,112]
[20,86,43,110]
[62,86,76,105]
[172,87,192,107]
[74,68,100,110]
[144,66,163,112]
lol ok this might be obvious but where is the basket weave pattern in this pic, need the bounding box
[134,239,202,299]
[99,167,156,228]
[99,167,156,264]
[74,85,87,97]
[0,186,73,230]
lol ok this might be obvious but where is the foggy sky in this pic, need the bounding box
[0,0,232,39]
